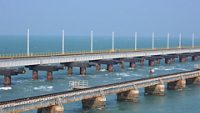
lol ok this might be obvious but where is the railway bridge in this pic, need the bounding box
[0,69,200,113]
[1,47,200,86]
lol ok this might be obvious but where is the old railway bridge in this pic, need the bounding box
[0,69,200,113]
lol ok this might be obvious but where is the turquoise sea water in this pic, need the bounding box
[0,35,200,113]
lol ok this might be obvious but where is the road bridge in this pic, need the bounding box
[0,69,200,113]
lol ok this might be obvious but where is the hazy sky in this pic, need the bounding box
[0,0,199,36]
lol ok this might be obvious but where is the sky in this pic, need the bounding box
[0,0,199,36]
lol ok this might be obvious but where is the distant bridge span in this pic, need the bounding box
[0,47,200,68]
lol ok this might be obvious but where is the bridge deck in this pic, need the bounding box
[0,69,200,112]
[0,47,200,68]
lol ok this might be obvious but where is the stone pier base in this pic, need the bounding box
[82,95,106,109]
[167,79,186,90]
[37,105,64,113]
[117,89,139,102]
[144,84,165,96]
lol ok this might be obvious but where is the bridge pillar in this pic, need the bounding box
[165,58,172,64]
[144,84,165,96]
[107,64,113,72]
[119,61,125,69]
[37,105,64,113]
[4,75,11,86]
[46,71,53,81]
[129,62,135,69]
[117,89,139,102]
[148,60,155,66]
[80,67,86,75]
[96,63,101,71]
[167,79,186,90]
[67,66,73,76]
[155,59,160,65]
[192,56,199,61]
[140,59,144,66]
[82,95,106,109]
[32,70,38,80]
[179,57,187,62]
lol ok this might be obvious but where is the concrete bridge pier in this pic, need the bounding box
[117,89,139,102]
[129,62,136,69]
[96,64,101,71]
[165,58,172,64]
[67,66,73,76]
[155,59,161,65]
[80,67,86,75]
[179,57,188,62]
[107,64,113,72]
[148,60,155,66]
[119,61,125,69]
[4,75,11,86]
[192,55,199,61]
[82,95,106,109]
[37,105,64,113]
[144,84,165,96]
[140,59,145,66]
[167,79,186,90]
[32,70,39,80]
[46,71,53,81]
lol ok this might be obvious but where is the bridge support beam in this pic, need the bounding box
[80,67,86,75]
[82,95,106,109]
[4,75,11,86]
[32,70,38,80]
[37,105,64,113]
[129,62,135,69]
[148,60,155,66]
[144,84,165,96]
[46,71,53,81]
[96,64,101,71]
[117,89,139,102]
[167,79,186,90]
[107,64,113,72]
[67,67,73,76]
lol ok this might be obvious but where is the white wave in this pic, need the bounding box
[175,68,189,71]
[100,69,107,72]
[33,85,53,91]
[116,73,130,77]
[0,87,12,90]
[132,74,142,76]
[116,77,122,79]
